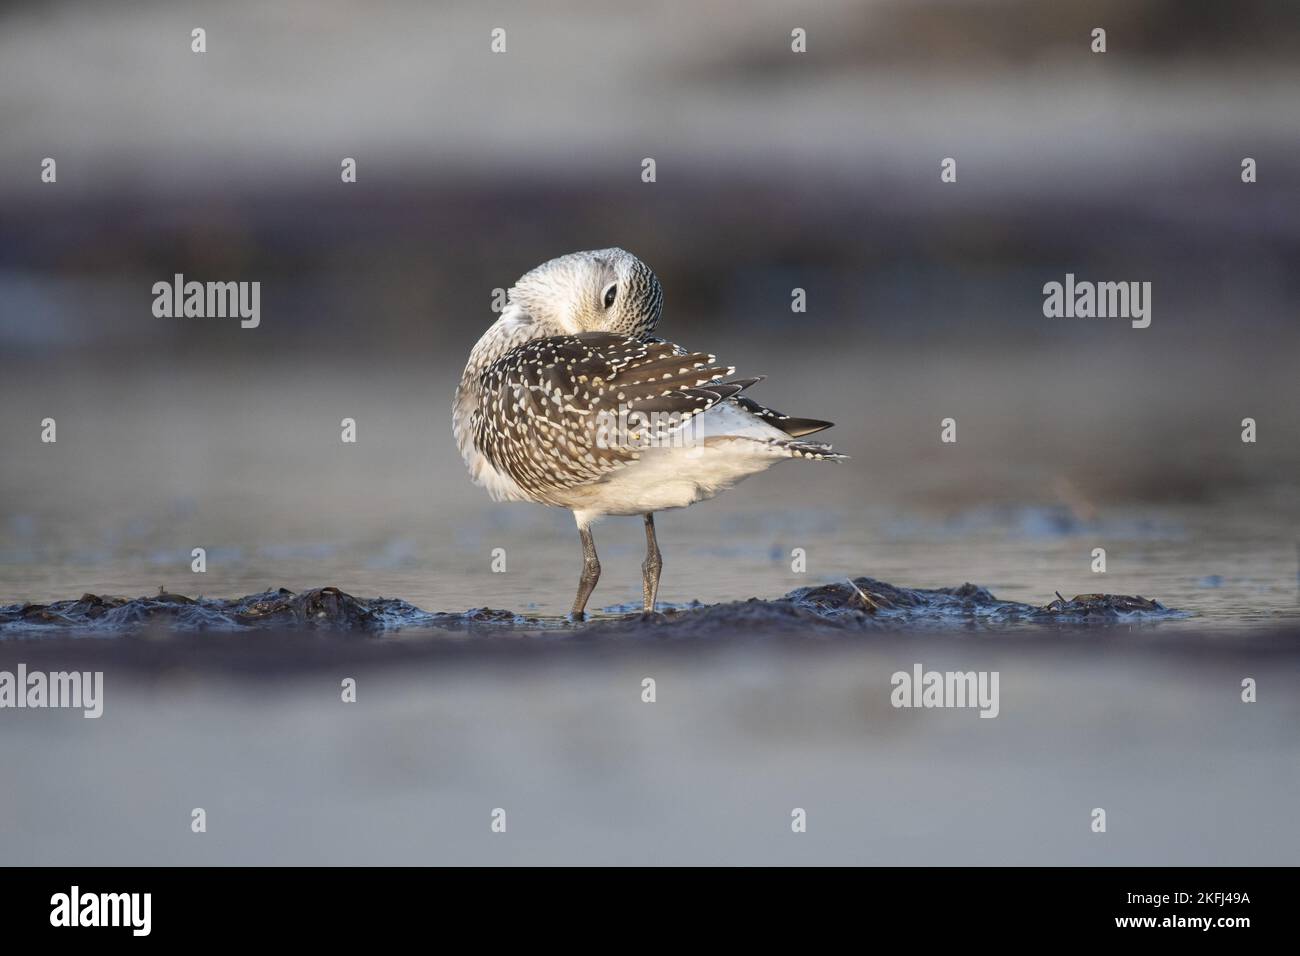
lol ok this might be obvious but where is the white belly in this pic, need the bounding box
[565,441,783,520]
[563,402,795,522]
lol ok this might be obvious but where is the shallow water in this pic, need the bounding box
[2,357,1298,636]
[3,497,1295,636]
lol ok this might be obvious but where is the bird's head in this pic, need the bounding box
[508,248,663,339]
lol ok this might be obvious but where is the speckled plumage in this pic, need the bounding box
[453,248,844,618]
[469,333,745,504]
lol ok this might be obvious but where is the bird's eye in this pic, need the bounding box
[602,284,618,309]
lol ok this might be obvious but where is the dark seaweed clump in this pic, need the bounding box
[580,578,1174,638]
[791,578,1169,624]
[0,578,1178,636]
[0,587,537,634]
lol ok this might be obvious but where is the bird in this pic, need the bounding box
[453,248,845,620]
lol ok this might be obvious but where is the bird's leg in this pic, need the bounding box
[570,524,601,621]
[642,513,662,613]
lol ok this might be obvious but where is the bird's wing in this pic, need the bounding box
[472,332,752,496]
[642,338,832,437]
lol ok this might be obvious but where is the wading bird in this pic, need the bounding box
[454,249,844,619]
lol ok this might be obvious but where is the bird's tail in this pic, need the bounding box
[777,438,848,461]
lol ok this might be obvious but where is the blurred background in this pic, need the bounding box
[2,0,1298,623]
[1,0,1299,865]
